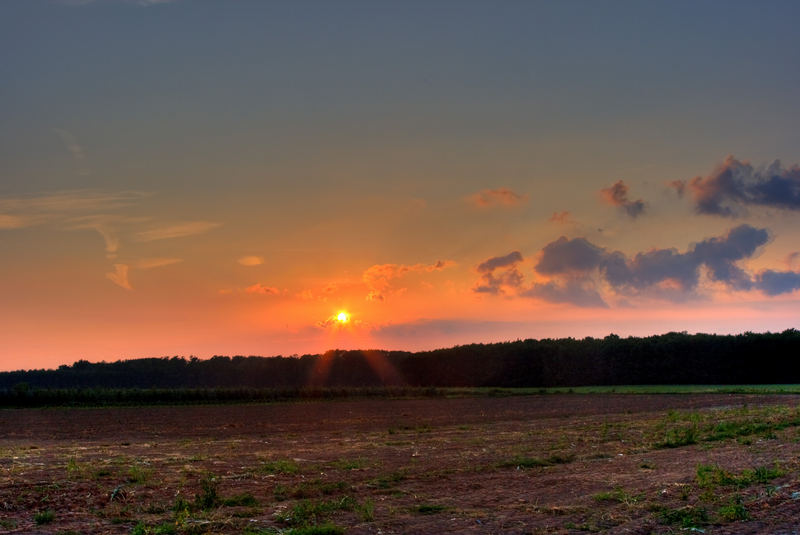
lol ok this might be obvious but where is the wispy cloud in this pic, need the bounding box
[245,283,281,296]
[467,188,528,208]
[0,191,147,220]
[136,258,182,269]
[106,263,132,290]
[549,211,572,224]
[363,260,454,301]
[238,255,264,267]
[671,155,800,216]
[600,180,645,218]
[134,221,220,242]
[53,128,89,175]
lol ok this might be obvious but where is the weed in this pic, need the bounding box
[592,486,643,505]
[330,458,368,470]
[696,463,784,489]
[259,459,301,474]
[358,498,375,521]
[222,492,258,507]
[0,519,17,530]
[127,464,152,484]
[34,510,55,525]
[371,470,407,489]
[277,496,357,526]
[274,483,288,501]
[416,504,445,514]
[657,424,698,448]
[66,457,81,476]
[194,473,219,510]
[499,453,574,469]
[656,505,708,528]
[718,496,749,522]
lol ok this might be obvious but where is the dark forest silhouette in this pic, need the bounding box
[2,330,799,405]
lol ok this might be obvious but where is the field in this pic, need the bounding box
[3,393,800,534]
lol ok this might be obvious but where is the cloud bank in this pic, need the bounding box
[475,225,799,306]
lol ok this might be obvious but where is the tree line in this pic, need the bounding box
[2,330,798,398]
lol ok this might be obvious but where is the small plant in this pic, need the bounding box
[499,453,574,469]
[222,492,259,507]
[194,473,220,510]
[416,504,445,514]
[657,424,699,448]
[330,457,368,470]
[259,459,301,474]
[34,510,55,525]
[127,464,152,484]
[657,505,708,528]
[358,498,375,521]
[592,486,643,505]
[718,496,749,522]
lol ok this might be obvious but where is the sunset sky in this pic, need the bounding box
[2,0,800,371]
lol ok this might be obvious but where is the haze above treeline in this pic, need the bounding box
[3,330,799,392]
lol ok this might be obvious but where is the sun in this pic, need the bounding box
[336,311,350,324]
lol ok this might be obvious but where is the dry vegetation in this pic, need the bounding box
[3,394,800,534]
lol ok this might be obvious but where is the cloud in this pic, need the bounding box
[786,252,800,269]
[238,255,264,266]
[0,190,148,257]
[467,188,528,208]
[373,318,530,340]
[134,221,220,242]
[363,260,454,301]
[136,258,182,269]
[0,214,27,229]
[522,280,608,308]
[539,225,768,296]
[600,180,645,218]
[536,237,606,275]
[245,283,281,296]
[473,251,524,295]
[754,270,800,296]
[549,211,572,224]
[0,191,147,221]
[106,263,132,290]
[476,225,777,306]
[52,128,85,161]
[672,155,800,216]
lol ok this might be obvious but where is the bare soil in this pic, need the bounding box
[2,394,800,534]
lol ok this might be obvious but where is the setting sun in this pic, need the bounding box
[337,312,350,324]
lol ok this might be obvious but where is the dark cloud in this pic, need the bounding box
[475,225,787,306]
[755,270,800,296]
[473,251,524,295]
[536,237,606,275]
[523,280,607,308]
[476,251,523,273]
[600,180,646,218]
[533,225,768,296]
[673,156,800,216]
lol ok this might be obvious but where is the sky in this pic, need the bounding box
[2,0,800,371]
